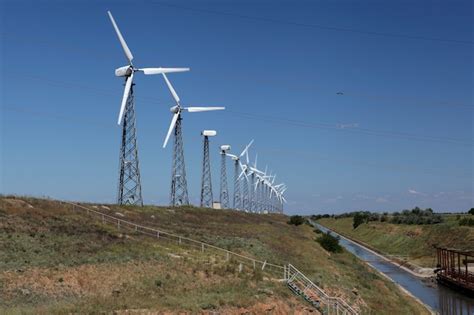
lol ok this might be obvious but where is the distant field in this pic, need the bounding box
[0,197,429,314]
[317,216,474,268]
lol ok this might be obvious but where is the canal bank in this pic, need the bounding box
[311,221,474,314]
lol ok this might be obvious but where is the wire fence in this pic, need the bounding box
[62,201,285,277]
[62,201,359,312]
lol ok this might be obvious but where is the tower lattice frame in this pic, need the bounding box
[170,115,189,206]
[233,160,241,209]
[117,85,143,206]
[200,135,213,207]
[219,152,229,209]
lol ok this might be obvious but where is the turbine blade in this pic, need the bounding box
[117,73,133,125]
[163,112,179,148]
[238,163,249,181]
[225,153,238,159]
[185,107,225,112]
[107,11,134,64]
[140,67,190,75]
[239,139,254,158]
[162,73,180,104]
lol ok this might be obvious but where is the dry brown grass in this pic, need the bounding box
[0,196,429,314]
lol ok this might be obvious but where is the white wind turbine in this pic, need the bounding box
[159,73,225,206]
[107,11,189,125]
[108,10,189,206]
[161,74,225,148]
[225,140,254,210]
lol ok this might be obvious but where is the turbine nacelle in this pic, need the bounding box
[115,65,133,77]
[202,130,217,137]
[170,105,180,114]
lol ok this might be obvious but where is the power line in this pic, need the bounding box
[2,36,472,110]
[153,2,474,45]
[4,105,470,180]
[226,110,474,146]
[6,73,474,146]
[259,148,471,180]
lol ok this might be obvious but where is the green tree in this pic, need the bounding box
[353,212,366,229]
[317,232,343,253]
[469,208,474,215]
[287,215,306,226]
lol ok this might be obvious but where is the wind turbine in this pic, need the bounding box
[107,11,189,206]
[219,145,231,209]
[225,140,253,210]
[200,130,216,208]
[160,74,225,206]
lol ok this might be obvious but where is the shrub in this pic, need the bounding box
[459,218,474,226]
[469,208,474,215]
[287,215,306,226]
[389,207,443,225]
[317,232,343,253]
[353,212,367,229]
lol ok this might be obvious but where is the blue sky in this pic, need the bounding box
[1,0,472,214]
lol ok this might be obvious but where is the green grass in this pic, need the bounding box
[0,196,429,314]
[317,216,474,267]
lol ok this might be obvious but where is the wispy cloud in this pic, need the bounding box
[408,189,426,196]
[336,123,359,129]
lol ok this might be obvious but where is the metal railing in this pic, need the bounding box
[63,201,357,312]
[63,201,285,277]
[286,264,359,315]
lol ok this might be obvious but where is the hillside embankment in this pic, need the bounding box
[0,197,429,314]
[317,216,474,269]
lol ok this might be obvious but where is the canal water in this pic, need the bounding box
[312,222,474,315]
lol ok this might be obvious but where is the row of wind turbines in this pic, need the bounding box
[107,11,286,213]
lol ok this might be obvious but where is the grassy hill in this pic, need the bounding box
[317,216,474,268]
[0,197,428,314]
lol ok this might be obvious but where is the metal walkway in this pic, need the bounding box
[285,264,359,314]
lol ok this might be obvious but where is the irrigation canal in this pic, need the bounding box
[312,222,474,315]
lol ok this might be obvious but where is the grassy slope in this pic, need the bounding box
[317,217,474,267]
[0,197,428,314]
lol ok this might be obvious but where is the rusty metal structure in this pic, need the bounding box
[435,247,474,296]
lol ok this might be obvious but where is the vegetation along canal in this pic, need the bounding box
[312,222,474,314]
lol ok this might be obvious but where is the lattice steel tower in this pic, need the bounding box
[200,130,216,207]
[233,160,241,209]
[219,145,230,209]
[249,172,256,212]
[170,116,189,206]
[242,170,249,211]
[117,85,143,206]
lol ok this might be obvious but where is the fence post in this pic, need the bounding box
[117,219,120,229]
[135,225,138,232]
[226,252,230,261]
[262,260,267,271]
[201,243,204,252]
[102,215,105,224]
[157,231,159,238]
[179,237,182,244]
[253,260,256,269]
